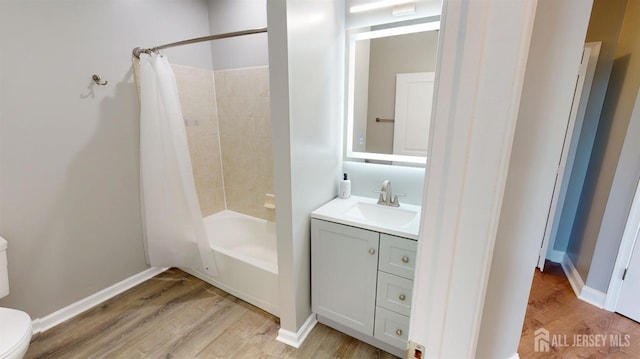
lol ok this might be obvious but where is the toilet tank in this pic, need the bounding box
[0,236,8,298]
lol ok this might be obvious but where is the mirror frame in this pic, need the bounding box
[345,21,440,165]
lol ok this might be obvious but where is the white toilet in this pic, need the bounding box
[0,237,32,359]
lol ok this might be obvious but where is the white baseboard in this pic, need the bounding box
[276,313,317,348]
[507,354,520,359]
[31,267,167,334]
[546,249,565,263]
[559,254,607,309]
[560,253,584,297]
[579,286,606,309]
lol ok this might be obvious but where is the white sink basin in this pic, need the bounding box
[311,195,422,239]
[344,202,418,227]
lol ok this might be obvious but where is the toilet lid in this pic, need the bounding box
[0,308,32,356]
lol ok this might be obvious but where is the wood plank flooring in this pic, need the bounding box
[519,261,640,358]
[26,262,640,358]
[26,268,396,359]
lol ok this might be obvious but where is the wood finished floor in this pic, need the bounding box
[26,268,397,359]
[26,263,640,358]
[519,261,640,358]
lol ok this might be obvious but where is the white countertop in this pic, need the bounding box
[311,195,421,239]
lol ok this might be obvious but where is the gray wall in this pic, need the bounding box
[564,0,640,292]
[589,91,640,290]
[477,0,593,357]
[584,0,640,292]
[553,0,627,258]
[0,0,214,318]
[208,0,268,70]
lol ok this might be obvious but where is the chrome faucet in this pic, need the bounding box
[375,180,405,207]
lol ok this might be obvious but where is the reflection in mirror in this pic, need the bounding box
[346,21,439,165]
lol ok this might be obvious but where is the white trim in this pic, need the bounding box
[31,267,167,334]
[408,0,539,357]
[276,313,317,348]
[546,249,565,264]
[507,354,520,359]
[605,165,640,311]
[560,254,607,309]
[579,286,606,309]
[560,253,584,298]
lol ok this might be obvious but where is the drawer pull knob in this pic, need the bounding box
[369,248,376,255]
[396,329,403,336]
[402,256,410,263]
[399,294,406,301]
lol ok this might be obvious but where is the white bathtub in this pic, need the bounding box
[183,210,279,316]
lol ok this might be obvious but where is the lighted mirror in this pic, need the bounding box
[345,21,439,165]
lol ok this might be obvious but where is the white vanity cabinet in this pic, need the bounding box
[311,218,417,357]
[311,219,379,335]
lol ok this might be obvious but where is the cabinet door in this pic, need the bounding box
[312,219,379,335]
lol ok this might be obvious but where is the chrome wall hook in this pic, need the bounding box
[92,74,108,86]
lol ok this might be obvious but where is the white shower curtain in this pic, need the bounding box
[138,53,217,277]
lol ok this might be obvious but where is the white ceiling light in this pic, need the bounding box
[349,0,415,14]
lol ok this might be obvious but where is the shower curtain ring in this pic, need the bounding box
[92,74,108,86]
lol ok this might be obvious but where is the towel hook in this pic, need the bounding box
[92,74,108,86]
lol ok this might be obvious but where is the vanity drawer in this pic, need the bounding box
[374,306,410,350]
[379,234,417,279]
[376,271,413,316]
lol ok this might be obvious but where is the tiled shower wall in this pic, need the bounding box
[172,64,226,217]
[215,67,274,222]
[172,65,274,221]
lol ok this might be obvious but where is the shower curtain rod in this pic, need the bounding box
[132,27,267,58]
